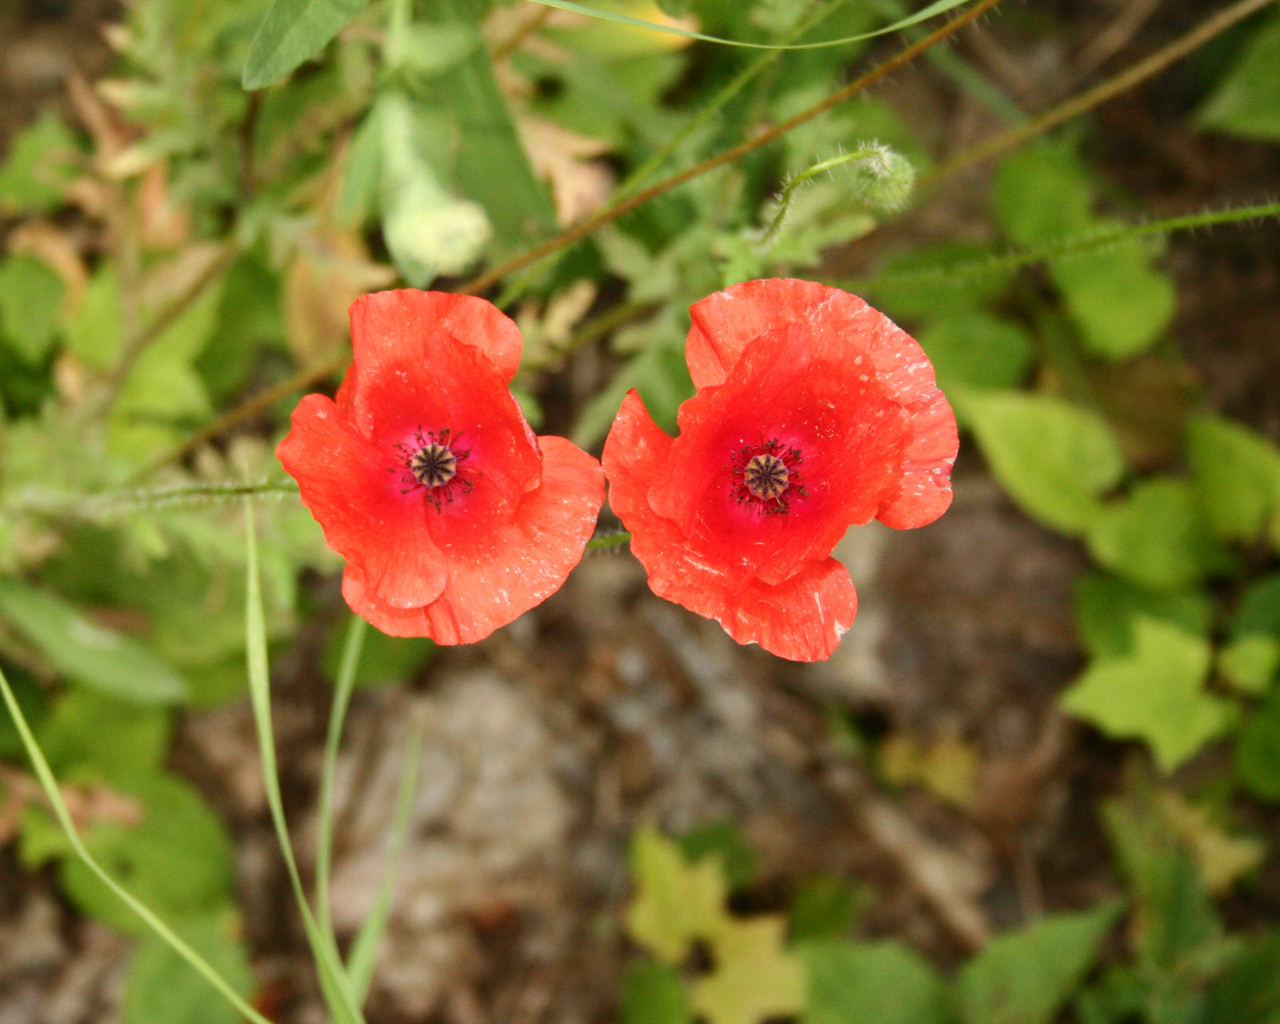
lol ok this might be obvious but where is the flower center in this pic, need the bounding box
[410,442,457,488]
[730,438,807,515]
[743,453,789,500]
[393,428,473,511]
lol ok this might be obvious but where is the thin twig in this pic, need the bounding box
[137,0,1003,476]
[928,0,1279,183]
[458,0,1005,295]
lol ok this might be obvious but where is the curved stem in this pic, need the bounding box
[927,0,1279,183]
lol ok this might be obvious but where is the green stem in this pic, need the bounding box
[586,530,631,551]
[0,664,277,1024]
[4,479,297,519]
[843,200,1280,295]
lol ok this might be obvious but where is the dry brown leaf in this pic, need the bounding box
[284,229,397,368]
[518,117,615,227]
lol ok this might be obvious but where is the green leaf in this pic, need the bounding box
[55,773,236,934]
[799,939,948,1024]
[788,874,867,942]
[1219,575,1280,694]
[1086,477,1222,591]
[412,0,558,258]
[66,266,125,368]
[1073,574,1213,661]
[1103,784,1220,972]
[692,917,807,1024]
[1052,231,1175,360]
[956,901,1123,1024]
[0,254,65,364]
[0,578,187,704]
[627,823,732,964]
[958,391,1126,535]
[36,690,171,781]
[0,109,79,213]
[1195,12,1280,142]
[574,333,694,448]
[1187,414,1280,544]
[1200,930,1280,1024]
[918,311,1034,392]
[994,144,1094,247]
[623,959,693,1024]
[377,93,492,286]
[679,820,757,891]
[241,0,371,90]
[1236,691,1280,801]
[1062,617,1232,772]
[122,910,255,1024]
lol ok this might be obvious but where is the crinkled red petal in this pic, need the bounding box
[347,329,543,509]
[343,435,605,644]
[686,278,836,389]
[602,389,856,661]
[650,324,913,584]
[688,280,945,413]
[276,395,448,608]
[347,290,524,392]
[875,389,958,529]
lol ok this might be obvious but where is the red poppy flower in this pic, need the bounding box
[602,279,957,662]
[277,290,605,644]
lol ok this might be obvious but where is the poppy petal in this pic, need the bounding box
[277,395,448,608]
[343,436,604,643]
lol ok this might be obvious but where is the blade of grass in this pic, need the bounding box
[315,613,368,943]
[529,0,976,49]
[0,665,276,1024]
[243,498,367,1024]
[347,714,426,1002]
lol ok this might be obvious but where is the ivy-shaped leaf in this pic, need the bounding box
[692,917,807,1024]
[626,823,732,964]
[1061,616,1233,772]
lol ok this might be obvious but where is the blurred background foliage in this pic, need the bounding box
[1,0,1280,1021]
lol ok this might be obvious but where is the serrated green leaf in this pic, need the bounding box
[956,901,1123,1024]
[1062,617,1232,772]
[918,311,1033,392]
[623,958,692,1024]
[693,917,807,1024]
[1195,12,1280,142]
[799,939,948,1024]
[1052,231,1175,360]
[958,391,1126,536]
[0,578,186,704]
[1187,414,1280,543]
[241,0,371,89]
[122,909,255,1024]
[0,254,65,364]
[626,823,732,964]
[1086,477,1222,591]
[574,332,693,448]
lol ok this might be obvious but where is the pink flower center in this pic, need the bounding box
[394,428,473,511]
[730,439,806,515]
